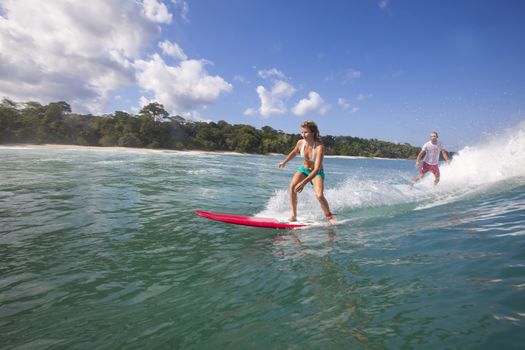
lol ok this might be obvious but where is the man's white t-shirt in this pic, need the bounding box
[422,141,445,165]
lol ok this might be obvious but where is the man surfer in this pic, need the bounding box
[412,131,450,185]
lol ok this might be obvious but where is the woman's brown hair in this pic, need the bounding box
[301,120,322,144]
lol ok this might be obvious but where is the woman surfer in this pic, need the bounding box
[278,120,335,224]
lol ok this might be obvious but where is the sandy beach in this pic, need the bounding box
[0,144,251,156]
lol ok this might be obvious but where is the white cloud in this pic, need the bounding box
[234,75,249,84]
[143,0,172,24]
[159,40,187,60]
[134,54,232,114]
[246,80,296,118]
[172,0,190,23]
[344,69,361,84]
[243,108,257,116]
[338,98,359,113]
[140,95,152,108]
[357,93,372,101]
[338,98,351,110]
[292,91,330,116]
[378,0,390,9]
[0,0,161,112]
[258,68,287,80]
[0,0,231,116]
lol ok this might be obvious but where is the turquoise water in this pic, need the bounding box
[1,129,525,349]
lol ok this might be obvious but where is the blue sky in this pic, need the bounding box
[1,0,524,150]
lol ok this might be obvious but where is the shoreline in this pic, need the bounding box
[0,143,249,156]
[0,143,411,160]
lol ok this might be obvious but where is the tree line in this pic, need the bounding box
[0,99,420,158]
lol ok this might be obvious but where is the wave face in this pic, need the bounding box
[260,121,525,221]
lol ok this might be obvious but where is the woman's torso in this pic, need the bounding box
[300,140,321,170]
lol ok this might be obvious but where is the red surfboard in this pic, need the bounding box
[195,210,309,229]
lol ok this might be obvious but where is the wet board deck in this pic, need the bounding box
[195,210,309,229]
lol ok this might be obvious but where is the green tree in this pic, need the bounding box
[233,125,262,153]
[139,102,169,122]
[118,133,142,147]
[0,99,20,142]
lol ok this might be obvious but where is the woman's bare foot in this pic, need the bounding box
[288,215,297,222]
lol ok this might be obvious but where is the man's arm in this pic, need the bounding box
[441,149,450,164]
[415,149,425,168]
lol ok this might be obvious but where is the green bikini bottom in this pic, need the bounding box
[297,165,325,179]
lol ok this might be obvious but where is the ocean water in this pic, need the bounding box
[1,125,525,349]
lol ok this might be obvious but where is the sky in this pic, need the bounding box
[1,0,524,150]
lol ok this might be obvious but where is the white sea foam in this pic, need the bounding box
[440,120,525,187]
[260,120,525,219]
[416,120,525,208]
